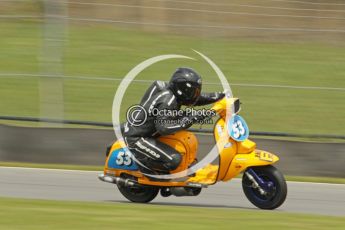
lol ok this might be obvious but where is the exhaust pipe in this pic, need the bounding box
[98,173,137,187]
[170,187,202,197]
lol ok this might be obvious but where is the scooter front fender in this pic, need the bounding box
[222,150,279,181]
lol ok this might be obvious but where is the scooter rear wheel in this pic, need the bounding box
[117,184,159,203]
[242,165,287,210]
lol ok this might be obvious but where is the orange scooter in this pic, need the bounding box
[99,96,287,209]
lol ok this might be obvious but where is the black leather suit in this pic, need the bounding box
[123,80,220,173]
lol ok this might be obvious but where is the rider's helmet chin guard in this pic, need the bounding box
[169,67,202,106]
[112,50,234,180]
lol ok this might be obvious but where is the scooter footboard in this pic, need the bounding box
[222,150,279,181]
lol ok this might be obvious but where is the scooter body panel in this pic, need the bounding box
[103,97,280,187]
[104,131,198,186]
[222,150,279,181]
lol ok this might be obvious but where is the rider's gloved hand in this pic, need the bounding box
[210,92,225,101]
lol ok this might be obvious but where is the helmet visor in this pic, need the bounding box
[176,81,201,105]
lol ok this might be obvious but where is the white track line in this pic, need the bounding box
[266,0,345,6]
[151,0,345,13]
[230,83,345,91]
[1,166,344,186]
[1,15,345,33]
[2,0,345,10]
[66,2,345,20]
[1,73,344,91]
[67,18,345,33]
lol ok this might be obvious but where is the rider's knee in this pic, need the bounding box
[167,153,182,171]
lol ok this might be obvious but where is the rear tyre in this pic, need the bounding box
[117,183,159,203]
[242,165,287,210]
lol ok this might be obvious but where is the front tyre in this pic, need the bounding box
[242,165,287,210]
[117,184,159,203]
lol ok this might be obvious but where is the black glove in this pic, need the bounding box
[194,92,226,106]
[210,92,225,101]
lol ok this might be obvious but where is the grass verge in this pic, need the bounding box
[0,197,344,230]
[1,161,344,184]
[1,21,345,135]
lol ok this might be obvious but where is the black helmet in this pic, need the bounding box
[169,67,202,105]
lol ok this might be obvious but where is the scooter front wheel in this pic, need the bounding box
[117,183,159,203]
[242,165,287,210]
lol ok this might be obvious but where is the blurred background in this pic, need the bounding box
[0,0,344,177]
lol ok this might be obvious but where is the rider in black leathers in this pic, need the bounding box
[123,67,225,174]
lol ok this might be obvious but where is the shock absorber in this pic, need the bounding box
[244,171,267,195]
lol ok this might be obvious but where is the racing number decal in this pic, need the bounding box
[107,148,138,170]
[228,115,249,142]
[232,120,245,139]
[116,151,132,166]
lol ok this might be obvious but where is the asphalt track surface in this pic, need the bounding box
[0,167,344,216]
